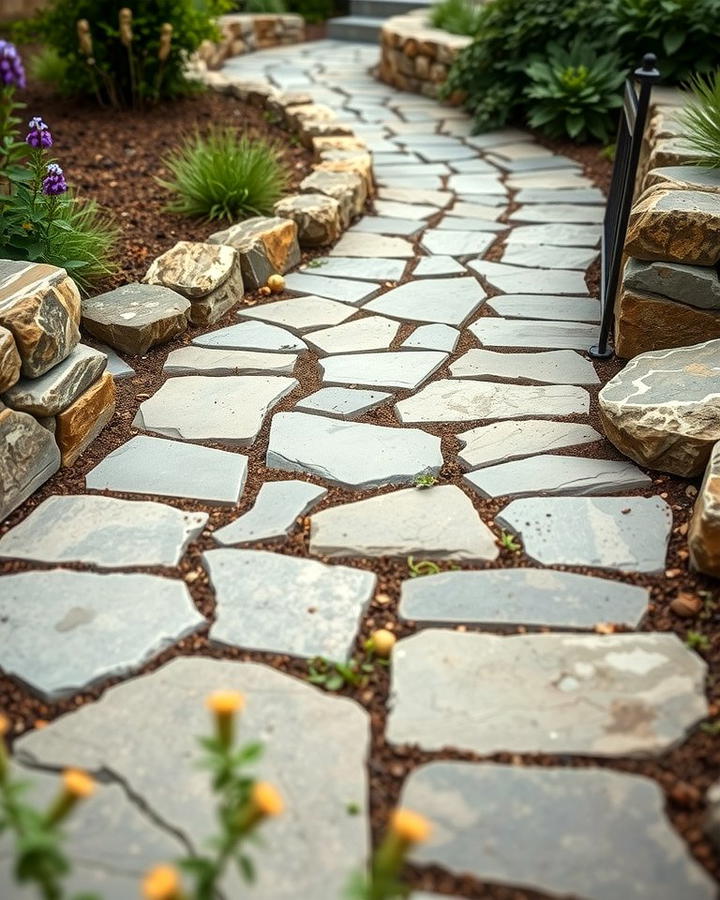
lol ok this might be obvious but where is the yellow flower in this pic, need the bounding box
[45,768,95,825]
[390,809,431,844]
[142,864,184,900]
[370,628,396,658]
[206,690,244,748]
[251,781,283,817]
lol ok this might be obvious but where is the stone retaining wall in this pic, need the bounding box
[197,13,305,70]
[377,10,470,101]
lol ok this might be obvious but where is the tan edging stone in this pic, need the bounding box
[195,13,305,71]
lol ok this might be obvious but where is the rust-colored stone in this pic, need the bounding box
[625,188,720,266]
[55,372,116,467]
[614,289,720,359]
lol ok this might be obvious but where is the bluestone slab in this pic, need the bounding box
[295,387,392,418]
[470,318,598,350]
[321,351,447,390]
[468,259,589,295]
[450,348,599,385]
[458,420,602,469]
[284,271,380,304]
[238,295,355,333]
[364,278,486,326]
[213,480,327,545]
[193,320,306,352]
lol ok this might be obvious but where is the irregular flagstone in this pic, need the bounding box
[267,411,442,489]
[133,375,297,447]
[507,171,594,190]
[321,351,447,390]
[205,548,375,658]
[94,343,134,379]
[301,256,407,281]
[511,203,604,224]
[402,324,459,353]
[238,295,354,333]
[505,223,601,247]
[464,454,651,499]
[496,496,672,573]
[2,344,107,416]
[295,387,391,418]
[412,257,466,278]
[213,480,326,545]
[458,420,603,469]
[349,216,424,237]
[163,346,296,376]
[490,155,581,173]
[310,485,499,561]
[420,229,496,258]
[625,189,720,266]
[599,340,720,477]
[0,326,20,393]
[14,657,369,900]
[501,243,599,271]
[401,762,715,900]
[436,216,507,234]
[395,379,588,423]
[81,283,189,356]
[363,278,486,326]
[447,174,506,195]
[624,258,720,310]
[468,259,589,295]
[451,200,506,219]
[470,318,597,350]
[0,407,61,520]
[329,231,415,258]
[284,271,380,304]
[388,629,706,755]
[192,320,307,352]
[450,348,599,385]
[377,187,452,207]
[399,569,649,629]
[451,158,503,175]
[86,435,247,506]
[375,162,450,178]
[375,175,444,191]
[689,442,720,577]
[0,495,206,567]
[207,215,301,290]
[488,294,600,322]
[0,570,204,700]
[305,316,400,355]
[515,187,605,204]
[373,200,437,220]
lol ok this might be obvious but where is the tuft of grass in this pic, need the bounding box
[499,530,522,553]
[681,70,720,168]
[28,46,69,89]
[159,127,290,222]
[45,194,119,293]
[414,473,438,488]
[429,0,484,37]
[685,630,711,652]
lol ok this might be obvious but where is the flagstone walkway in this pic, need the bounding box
[0,40,716,900]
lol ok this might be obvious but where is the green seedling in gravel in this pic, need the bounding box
[686,630,711,652]
[700,720,720,736]
[413,473,437,488]
[308,631,394,692]
[407,556,441,577]
[305,258,326,268]
[499,530,522,552]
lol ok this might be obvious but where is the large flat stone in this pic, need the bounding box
[458,420,602,469]
[295,387,391,419]
[238,296,354,334]
[436,216,507,234]
[502,243,599,271]
[515,187,605,204]
[213,480,326,545]
[464,454,651,498]
[207,215,301,289]
[488,294,600,322]
[0,570,204,700]
[396,379,588,423]
[0,495,206,567]
[309,485,499,561]
[505,223,600,247]
[624,258,720,310]
[402,324,459,353]
[350,215,424,237]
[163,346,296,376]
[625,189,720,266]
[468,259,589,295]
[388,630,706,755]
[302,256,407,281]
[364,278,486,326]
[400,568,649,629]
[14,657,369,899]
[450,348,599,384]
[614,289,720,359]
[267,411,442,489]
[193,320,307,352]
[205,548,375,659]
[284,271,379,304]
[377,187,452,207]
[0,407,60,521]
[305,316,400,354]
[401,763,715,900]
[497,496,672,573]
[133,375,297,447]
[86,435,247,505]
[373,200,437,220]
[420,229,496,258]
[412,256,466,278]
[329,232,415,258]
[511,203,604,224]
[470,318,598,350]
[321,350,447,390]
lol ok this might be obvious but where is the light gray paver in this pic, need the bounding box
[301,256,407,281]
[458,420,602,469]
[305,315,400,354]
[295,387,391,418]
[487,294,601,322]
[450,348,599,384]
[349,216,424,237]
[213,480,326,545]
[497,496,673,572]
[450,200,506,219]
[284,271,379,304]
[470,318,598,350]
[448,174,506,195]
[436,216,507,233]
[421,229,496,258]
[402,324,459,353]
[489,155,581,173]
[0,570,204,700]
[193,320,307,352]
[515,187,605,204]
[508,172,594,190]
[401,763,715,900]
[267,411,442,488]
[468,259,589,295]
[501,243,599,271]
[329,231,415,258]
[412,256,466,278]
[388,630,707,755]
[373,200,437,220]
[238,295,355,333]
[94,343,134,379]
[163,346,297,376]
[364,277,486,326]
[511,203,604,224]
[321,351,447,390]
[377,187,452,207]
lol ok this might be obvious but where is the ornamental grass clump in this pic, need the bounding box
[680,70,720,168]
[159,127,290,222]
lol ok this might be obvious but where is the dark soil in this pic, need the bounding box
[2,74,720,900]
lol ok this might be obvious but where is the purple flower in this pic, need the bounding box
[26,116,53,149]
[0,40,26,90]
[42,163,68,196]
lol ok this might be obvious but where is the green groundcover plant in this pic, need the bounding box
[429,0,484,37]
[680,70,720,168]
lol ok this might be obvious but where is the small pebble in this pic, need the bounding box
[670,592,702,617]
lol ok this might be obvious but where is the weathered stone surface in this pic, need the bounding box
[14,657,369,899]
[388,630,707,755]
[511,203,604,224]
[468,259,589,295]
[81,283,190,356]
[0,570,204,700]
[275,193,343,247]
[497,496,672,573]
[458,420,602,469]
[377,186,452,207]
[464,453,650,498]
[0,261,81,377]
[305,316,400,354]
[267,411,442,488]
[329,231,415,258]
[374,199,437,220]
[504,222,600,248]
[300,256,406,282]
[321,351,447,390]
[56,372,115,467]
[0,325,20,392]
[95,343,134,379]
[0,407,60,521]
[420,229,496,257]
[295,387,391,418]
[193,320,306,352]
[351,215,424,237]
[626,189,720,266]
[396,379,588,423]
[515,187,605,204]
[207,215,301,289]
[470,317,598,350]
[205,548,375,658]
[600,340,720,476]
[213,480,326,545]
[284,271,380,304]
[401,763,715,900]
[310,485,499,561]
[400,568,648,629]
[615,289,720,359]
[364,277,486,326]
[238,295,355,332]
[644,165,720,194]
[689,442,720,577]
[488,293,600,322]
[0,494,206,567]
[412,256,465,277]
[436,215,507,234]
[450,348,599,385]
[300,168,366,225]
[2,343,107,417]
[133,375,296,447]
[501,243,599,271]
[402,324,459,352]
[624,258,720,310]
[507,171,593,190]
[163,346,296,376]
[86,435,247,505]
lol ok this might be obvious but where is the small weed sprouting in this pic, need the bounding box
[413,473,437,488]
[308,630,395,692]
[685,630,711,653]
[700,720,720,736]
[407,556,441,577]
[305,258,326,268]
[499,531,522,553]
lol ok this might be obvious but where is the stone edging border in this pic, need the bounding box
[195,13,305,71]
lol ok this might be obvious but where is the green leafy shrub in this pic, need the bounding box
[28,47,70,89]
[524,40,626,142]
[159,127,289,221]
[284,0,334,24]
[429,0,483,37]
[238,0,288,11]
[680,70,720,167]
